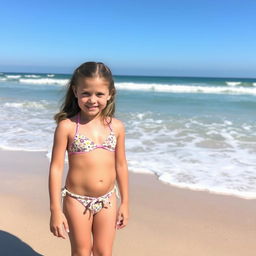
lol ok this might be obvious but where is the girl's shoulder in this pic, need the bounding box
[56,116,77,134]
[109,117,125,135]
[57,117,74,127]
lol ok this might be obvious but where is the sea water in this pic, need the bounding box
[1,72,256,199]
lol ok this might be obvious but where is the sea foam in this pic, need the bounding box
[19,78,68,85]
[225,81,242,86]
[115,82,256,95]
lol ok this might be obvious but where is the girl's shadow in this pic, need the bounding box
[0,230,43,256]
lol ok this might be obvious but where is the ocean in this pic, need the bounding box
[1,72,256,199]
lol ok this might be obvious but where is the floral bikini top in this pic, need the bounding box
[68,113,116,155]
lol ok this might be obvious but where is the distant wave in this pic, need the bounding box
[1,75,256,95]
[116,82,256,95]
[4,101,48,110]
[225,81,242,86]
[24,75,41,78]
[6,75,21,79]
[19,78,69,85]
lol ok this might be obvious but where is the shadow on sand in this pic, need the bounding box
[0,230,43,256]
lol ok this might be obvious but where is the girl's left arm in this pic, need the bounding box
[115,120,129,229]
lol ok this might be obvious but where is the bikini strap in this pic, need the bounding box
[75,112,80,134]
[107,119,113,132]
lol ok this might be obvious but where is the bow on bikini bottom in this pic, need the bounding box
[61,185,119,215]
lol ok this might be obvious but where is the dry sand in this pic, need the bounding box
[1,150,256,256]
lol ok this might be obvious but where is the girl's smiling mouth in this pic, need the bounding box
[86,105,98,109]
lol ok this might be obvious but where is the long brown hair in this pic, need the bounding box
[54,62,116,123]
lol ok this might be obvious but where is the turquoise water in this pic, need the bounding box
[1,72,256,199]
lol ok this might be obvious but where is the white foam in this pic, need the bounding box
[4,101,47,110]
[158,173,256,199]
[24,75,41,78]
[19,78,68,85]
[0,145,47,152]
[7,78,256,96]
[115,82,256,95]
[6,75,21,79]
[124,112,256,200]
[0,97,56,153]
[128,160,154,174]
[242,124,252,131]
[226,81,242,86]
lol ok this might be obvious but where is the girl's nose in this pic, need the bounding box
[88,95,96,103]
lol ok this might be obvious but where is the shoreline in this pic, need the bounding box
[1,148,256,201]
[1,150,256,255]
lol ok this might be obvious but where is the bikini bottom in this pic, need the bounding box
[61,185,119,215]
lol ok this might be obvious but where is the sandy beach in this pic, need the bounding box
[1,150,256,256]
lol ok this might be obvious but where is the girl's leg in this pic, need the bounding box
[63,196,93,256]
[92,193,117,256]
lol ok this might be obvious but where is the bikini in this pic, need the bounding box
[68,112,116,155]
[62,112,119,215]
[61,186,119,215]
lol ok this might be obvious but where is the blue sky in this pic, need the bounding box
[0,0,256,77]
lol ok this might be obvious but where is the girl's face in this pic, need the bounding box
[73,77,111,118]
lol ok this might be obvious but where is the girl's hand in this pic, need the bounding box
[50,210,70,239]
[116,203,129,229]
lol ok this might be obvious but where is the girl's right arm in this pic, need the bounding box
[48,120,70,239]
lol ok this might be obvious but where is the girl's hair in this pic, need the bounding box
[54,62,116,124]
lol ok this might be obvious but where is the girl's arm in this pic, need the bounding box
[48,120,70,238]
[115,120,129,229]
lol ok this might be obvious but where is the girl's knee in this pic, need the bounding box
[92,246,112,256]
[70,237,92,256]
[71,246,92,256]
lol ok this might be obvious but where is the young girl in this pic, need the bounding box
[48,62,129,256]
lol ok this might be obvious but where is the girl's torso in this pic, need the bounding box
[65,112,117,197]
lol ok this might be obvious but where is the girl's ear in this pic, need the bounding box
[72,86,77,98]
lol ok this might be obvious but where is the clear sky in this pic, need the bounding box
[0,0,256,77]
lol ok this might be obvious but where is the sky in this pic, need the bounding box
[0,0,256,77]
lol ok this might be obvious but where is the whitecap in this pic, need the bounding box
[19,78,68,85]
[226,81,242,86]
[115,82,256,95]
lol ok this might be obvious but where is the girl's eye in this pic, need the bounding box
[97,93,104,96]
[82,92,90,96]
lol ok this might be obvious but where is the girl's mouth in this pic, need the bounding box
[86,106,98,110]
